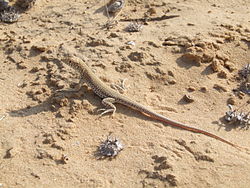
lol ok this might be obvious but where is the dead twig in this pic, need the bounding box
[0,114,6,121]
[103,0,125,29]
[120,14,180,22]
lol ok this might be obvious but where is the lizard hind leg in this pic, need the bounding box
[98,97,117,116]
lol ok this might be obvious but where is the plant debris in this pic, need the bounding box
[96,136,124,159]
[224,104,250,129]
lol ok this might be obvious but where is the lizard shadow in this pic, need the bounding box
[8,89,78,117]
[8,84,160,127]
[8,86,103,118]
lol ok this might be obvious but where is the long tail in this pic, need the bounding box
[138,106,244,149]
[117,88,248,151]
[120,98,242,148]
[152,113,239,147]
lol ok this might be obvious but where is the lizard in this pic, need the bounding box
[61,56,243,150]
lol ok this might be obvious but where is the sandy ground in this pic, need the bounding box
[0,0,250,187]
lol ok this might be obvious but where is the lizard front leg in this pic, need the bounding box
[97,97,116,116]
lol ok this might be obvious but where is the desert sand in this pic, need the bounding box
[0,0,250,187]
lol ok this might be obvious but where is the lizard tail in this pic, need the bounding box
[143,110,247,150]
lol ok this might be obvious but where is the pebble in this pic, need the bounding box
[183,94,195,103]
[227,97,236,105]
[217,70,228,79]
[187,86,196,92]
[200,86,207,93]
[213,84,227,92]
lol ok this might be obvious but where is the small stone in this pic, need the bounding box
[187,86,196,92]
[56,80,65,89]
[128,51,145,62]
[47,62,55,69]
[86,38,112,47]
[59,98,69,107]
[147,7,156,15]
[50,105,57,111]
[224,61,236,72]
[216,52,229,62]
[17,81,28,88]
[171,46,182,53]
[127,41,136,46]
[237,91,245,99]
[32,43,49,52]
[187,23,195,26]
[17,62,27,69]
[168,70,175,77]
[216,39,224,44]
[162,40,177,46]
[227,97,236,105]
[56,110,64,118]
[67,118,75,122]
[70,100,83,114]
[213,84,227,92]
[183,94,194,103]
[167,78,176,85]
[217,70,228,79]
[211,59,222,72]
[200,86,207,93]
[35,89,43,95]
[82,100,92,110]
[109,32,119,38]
[29,67,40,73]
[59,154,69,164]
[202,50,215,63]
[147,41,159,48]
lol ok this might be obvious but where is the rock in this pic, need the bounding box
[128,51,146,62]
[86,38,113,47]
[202,49,215,63]
[183,94,195,103]
[227,97,236,105]
[200,86,207,93]
[59,98,69,107]
[182,51,202,65]
[29,67,40,73]
[217,70,228,79]
[211,59,223,72]
[216,51,229,62]
[224,61,236,72]
[213,84,227,92]
[187,86,196,92]
[147,7,156,15]
[167,78,176,85]
[16,61,27,69]
[109,32,119,38]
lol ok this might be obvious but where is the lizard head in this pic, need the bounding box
[61,56,90,74]
[62,55,79,67]
[62,56,83,68]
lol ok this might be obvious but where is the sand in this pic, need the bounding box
[0,0,250,187]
